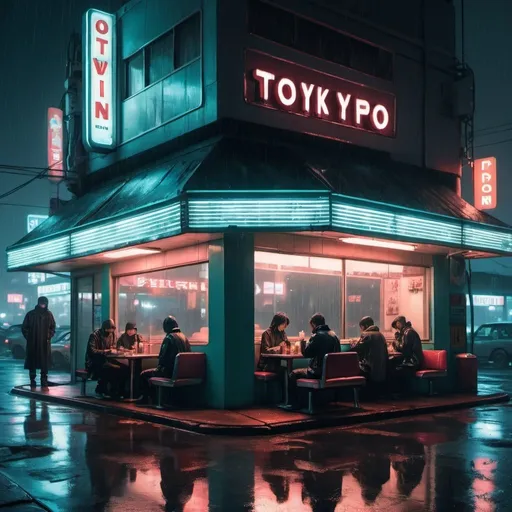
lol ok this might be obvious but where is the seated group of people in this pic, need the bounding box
[85,316,191,404]
[258,311,424,408]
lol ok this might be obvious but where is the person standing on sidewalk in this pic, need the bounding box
[22,296,56,391]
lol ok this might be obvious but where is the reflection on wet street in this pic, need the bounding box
[0,359,511,511]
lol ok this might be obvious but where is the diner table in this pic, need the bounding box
[107,351,157,401]
[261,353,305,407]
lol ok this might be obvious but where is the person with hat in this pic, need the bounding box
[136,316,191,406]
[350,316,388,388]
[391,316,424,371]
[85,319,129,399]
[21,296,56,391]
[116,322,143,351]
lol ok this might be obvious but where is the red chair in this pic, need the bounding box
[149,352,206,408]
[416,350,448,395]
[296,352,366,413]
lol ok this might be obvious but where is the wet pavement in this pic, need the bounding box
[1,358,512,511]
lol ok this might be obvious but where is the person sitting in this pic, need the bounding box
[117,322,143,351]
[85,319,129,399]
[137,316,191,406]
[391,316,424,392]
[288,313,340,409]
[257,312,290,373]
[350,316,388,391]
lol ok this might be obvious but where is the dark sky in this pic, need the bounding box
[0,0,511,299]
[0,0,122,296]
[459,0,512,274]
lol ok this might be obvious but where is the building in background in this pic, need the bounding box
[7,0,512,408]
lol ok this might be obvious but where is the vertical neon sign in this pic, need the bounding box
[83,9,116,152]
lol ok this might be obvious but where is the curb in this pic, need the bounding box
[10,386,510,436]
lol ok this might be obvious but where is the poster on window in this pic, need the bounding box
[384,279,399,318]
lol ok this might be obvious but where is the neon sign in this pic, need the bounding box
[474,157,497,210]
[83,9,116,151]
[245,50,396,137]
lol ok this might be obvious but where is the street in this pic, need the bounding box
[0,358,511,511]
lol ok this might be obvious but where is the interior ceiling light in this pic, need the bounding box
[340,238,416,252]
[103,248,161,259]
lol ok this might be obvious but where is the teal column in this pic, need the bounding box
[204,233,255,409]
[432,255,464,391]
[101,265,112,322]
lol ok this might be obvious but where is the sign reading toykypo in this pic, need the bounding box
[474,157,497,210]
[245,50,396,137]
[83,9,116,152]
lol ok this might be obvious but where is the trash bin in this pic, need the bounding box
[456,353,478,392]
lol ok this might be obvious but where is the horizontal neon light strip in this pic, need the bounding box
[463,225,512,252]
[71,203,182,256]
[332,202,462,245]
[7,236,70,270]
[188,198,330,229]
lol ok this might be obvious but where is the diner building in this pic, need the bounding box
[7,0,512,408]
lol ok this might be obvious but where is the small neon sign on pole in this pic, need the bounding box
[474,157,497,210]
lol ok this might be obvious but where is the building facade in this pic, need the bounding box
[7,0,512,408]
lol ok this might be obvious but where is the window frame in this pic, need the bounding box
[254,251,432,342]
[114,260,210,346]
[123,10,202,102]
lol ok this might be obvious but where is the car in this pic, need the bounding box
[472,322,512,369]
[51,331,70,369]
[8,326,70,360]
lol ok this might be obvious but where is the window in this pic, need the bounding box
[124,12,201,99]
[117,263,209,347]
[248,0,393,81]
[345,261,429,339]
[254,252,342,340]
[174,12,201,69]
[126,52,144,97]
[148,31,174,84]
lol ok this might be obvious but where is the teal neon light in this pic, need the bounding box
[463,225,512,252]
[71,203,182,256]
[332,202,462,245]
[188,197,330,229]
[7,236,70,270]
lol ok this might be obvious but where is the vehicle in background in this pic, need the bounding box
[51,331,70,370]
[8,326,70,360]
[473,323,512,369]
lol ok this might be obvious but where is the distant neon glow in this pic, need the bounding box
[103,248,161,259]
[340,238,416,252]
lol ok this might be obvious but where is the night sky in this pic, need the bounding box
[0,0,511,305]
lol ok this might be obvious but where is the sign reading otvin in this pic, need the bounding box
[83,9,116,152]
[245,50,396,137]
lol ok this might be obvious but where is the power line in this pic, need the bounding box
[475,121,512,134]
[475,137,512,149]
[0,202,48,209]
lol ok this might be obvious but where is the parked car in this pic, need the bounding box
[51,331,70,370]
[9,326,70,360]
[472,322,512,369]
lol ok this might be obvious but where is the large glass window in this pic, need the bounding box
[254,252,342,340]
[345,261,429,340]
[148,31,174,84]
[117,263,208,347]
[174,12,201,69]
[126,52,144,98]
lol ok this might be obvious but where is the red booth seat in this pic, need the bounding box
[416,349,448,395]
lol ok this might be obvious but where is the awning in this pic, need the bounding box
[7,137,512,271]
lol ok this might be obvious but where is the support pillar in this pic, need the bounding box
[205,233,255,408]
[101,265,113,323]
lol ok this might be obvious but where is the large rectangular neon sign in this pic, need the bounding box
[83,9,116,152]
[245,50,396,137]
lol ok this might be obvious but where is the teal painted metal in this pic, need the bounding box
[188,196,330,229]
[331,200,461,245]
[71,202,182,256]
[463,225,512,252]
[7,192,512,270]
[7,236,70,270]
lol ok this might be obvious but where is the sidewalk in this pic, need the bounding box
[11,381,509,436]
[0,472,48,511]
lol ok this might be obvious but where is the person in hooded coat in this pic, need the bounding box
[85,319,129,398]
[137,316,191,405]
[22,296,56,390]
